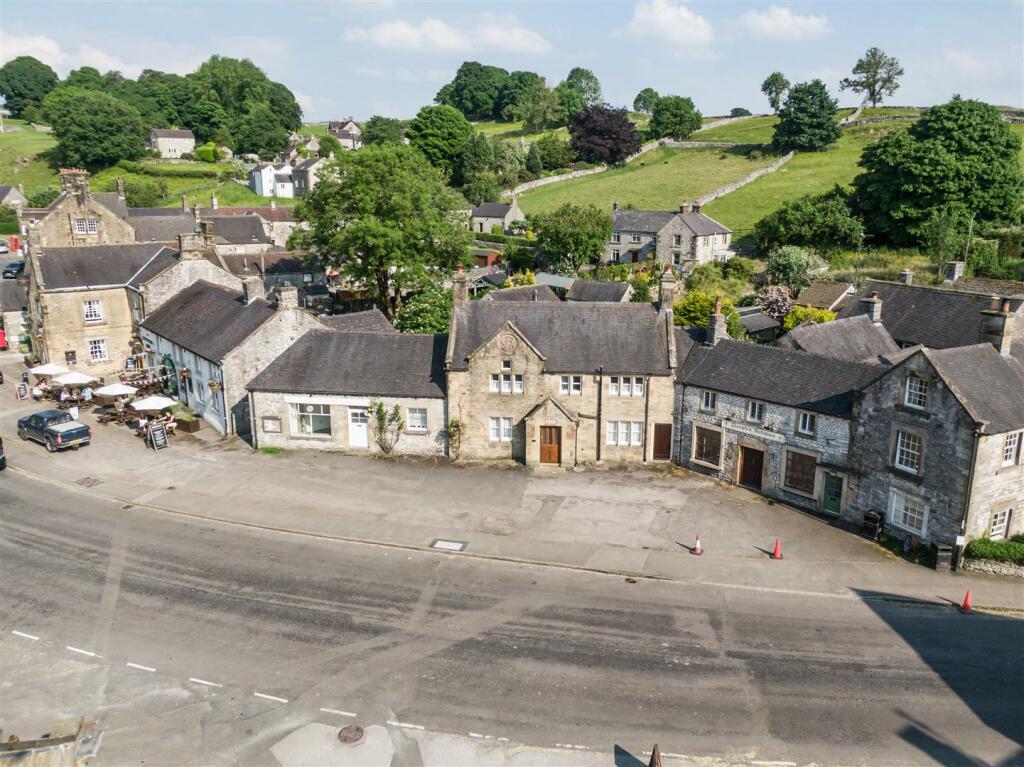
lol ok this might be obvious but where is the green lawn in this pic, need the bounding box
[471,120,570,143]
[692,115,778,144]
[302,122,330,138]
[0,124,59,195]
[89,164,291,209]
[518,147,778,216]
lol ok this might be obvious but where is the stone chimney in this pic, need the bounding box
[116,177,126,202]
[679,202,692,214]
[452,267,469,309]
[276,286,299,309]
[211,193,218,210]
[691,201,702,215]
[176,233,204,261]
[658,265,676,310]
[199,219,215,248]
[898,269,913,285]
[980,298,1015,356]
[242,275,266,305]
[706,295,729,347]
[58,168,90,199]
[944,260,965,284]
[861,291,883,325]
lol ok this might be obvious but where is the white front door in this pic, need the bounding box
[349,407,369,448]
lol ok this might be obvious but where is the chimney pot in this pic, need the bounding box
[705,294,729,346]
[899,269,913,285]
[276,286,299,309]
[452,269,469,309]
[242,275,266,305]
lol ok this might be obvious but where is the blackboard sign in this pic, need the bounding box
[15,382,28,400]
[149,422,168,450]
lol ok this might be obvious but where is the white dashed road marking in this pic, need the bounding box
[320,708,358,717]
[12,630,40,641]
[188,677,223,688]
[387,720,425,730]
[253,692,289,704]
[66,645,100,658]
[126,662,156,672]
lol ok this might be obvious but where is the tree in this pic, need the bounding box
[42,87,146,168]
[361,115,406,146]
[730,107,752,117]
[492,142,526,187]
[560,67,602,107]
[760,72,790,114]
[535,133,575,169]
[673,290,745,338]
[438,62,509,120]
[121,177,168,207]
[649,95,702,140]
[498,70,545,120]
[533,203,612,273]
[772,80,840,152]
[395,281,453,333]
[62,66,105,91]
[234,103,290,158]
[526,142,543,175]
[854,97,1024,245]
[756,288,793,322]
[27,188,60,208]
[569,105,640,164]
[722,256,755,282]
[919,203,972,282]
[185,99,231,144]
[457,132,495,186]
[0,56,59,117]
[317,134,343,157]
[840,47,904,107]
[633,87,660,115]
[291,145,471,319]
[461,172,501,205]
[754,186,864,255]
[406,105,474,175]
[368,401,404,454]
[783,305,836,331]
[764,245,815,290]
[507,80,562,134]
[555,83,585,122]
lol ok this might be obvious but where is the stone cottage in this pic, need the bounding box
[605,203,732,269]
[469,200,525,234]
[20,169,135,248]
[149,128,195,158]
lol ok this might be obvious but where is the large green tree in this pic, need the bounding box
[291,145,471,319]
[395,281,454,333]
[649,95,702,140]
[437,61,509,120]
[234,103,290,158]
[760,71,789,114]
[854,97,1024,245]
[184,99,231,145]
[560,67,602,108]
[764,245,816,290]
[0,56,58,117]
[535,133,575,170]
[569,105,640,164]
[754,186,864,255]
[840,47,904,107]
[506,79,562,134]
[361,115,406,145]
[406,105,474,175]
[457,132,495,186]
[42,87,146,168]
[497,70,545,120]
[62,66,105,90]
[533,203,612,273]
[633,87,660,115]
[772,80,841,152]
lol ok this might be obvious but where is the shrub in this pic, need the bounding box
[765,245,815,290]
[369,400,404,455]
[964,536,1024,565]
[748,149,763,161]
[754,186,864,256]
[630,272,653,302]
[121,177,168,207]
[27,188,60,207]
[783,305,836,330]
[115,160,220,179]
[722,256,756,283]
[0,204,18,235]
[444,418,466,460]
[673,289,745,338]
[195,143,219,163]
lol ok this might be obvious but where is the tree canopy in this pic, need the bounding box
[361,115,406,146]
[406,105,475,175]
[498,70,546,120]
[290,145,471,319]
[649,95,702,140]
[535,133,576,170]
[0,56,59,117]
[506,78,562,134]
[395,281,454,333]
[633,88,660,115]
[772,80,841,152]
[42,87,146,169]
[840,47,904,107]
[532,203,612,273]
[435,61,510,120]
[673,290,745,338]
[754,186,864,254]
[854,97,1024,245]
[560,67,602,109]
[760,72,790,114]
[764,245,816,290]
[569,105,640,164]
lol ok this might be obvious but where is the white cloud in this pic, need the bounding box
[352,65,453,84]
[293,89,315,112]
[0,30,67,68]
[943,48,986,74]
[739,6,830,40]
[76,44,142,78]
[343,14,550,55]
[619,1,714,57]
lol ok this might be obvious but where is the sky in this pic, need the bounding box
[1,1,1021,121]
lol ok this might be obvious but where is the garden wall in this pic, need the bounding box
[962,557,1024,578]
[695,151,795,206]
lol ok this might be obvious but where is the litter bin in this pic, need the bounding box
[934,543,954,572]
[863,511,883,541]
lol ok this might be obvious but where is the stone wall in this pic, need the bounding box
[24,193,135,247]
[502,166,607,198]
[694,114,759,132]
[838,103,867,126]
[141,259,242,316]
[657,140,758,150]
[38,287,135,379]
[964,431,1024,540]
[696,151,795,206]
[961,557,1024,578]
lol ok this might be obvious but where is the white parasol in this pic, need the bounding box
[29,362,70,377]
[95,383,139,397]
[130,395,177,412]
[52,371,99,387]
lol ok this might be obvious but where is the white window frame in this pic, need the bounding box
[797,411,816,436]
[672,234,682,247]
[610,249,620,263]
[611,233,621,244]
[513,374,523,394]
[501,359,512,372]
[746,400,764,423]
[500,373,512,394]
[83,299,103,323]
[561,375,582,395]
[894,429,923,474]
[631,421,643,446]
[290,402,332,438]
[489,374,500,393]
[501,416,513,442]
[609,376,619,396]
[87,218,98,234]
[87,338,107,361]
[606,421,643,447]
[888,490,928,537]
[631,377,644,397]
[700,390,717,413]
[606,421,618,445]
[489,417,501,442]
[630,232,641,244]
[1003,432,1021,467]
[904,375,928,410]
[407,407,428,432]
[571,375,582,395]
[989,508,1011,541]
[73,218,88,234]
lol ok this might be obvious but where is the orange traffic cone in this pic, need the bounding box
[693,534,703,556]
[958,590,973,614]
[770,537,784,560]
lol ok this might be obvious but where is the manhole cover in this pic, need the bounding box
[338,725,364,744]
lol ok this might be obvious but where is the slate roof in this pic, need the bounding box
[947,276,1024,299]
[678,340,883,417]
[680,211,731,236]
[132,212,196,243]
[471,202,512,218]
[151,128,194,140]
[798,281,853,310]
[0,280,28,312]
[565,280,630,303]
[127,207,192,217]
[319,309,396,333]
[214,206,297,223]
[293,158,321,172]
[36,243,177,290]
[140,280,276,362]
[482,284,561,303]
[835,280,1024,350]
[203,215,271,245]
[785,315,899,362]
[450,302,672,374]
[922,345,1024,434]
[738,310,780,334]
[611,209,675,232]
[535,272,576,290]
[211,251,318,277]
[248,330,447,398]
[0,185,26,203]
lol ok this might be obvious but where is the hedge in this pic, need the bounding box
[474,232,532,247]
[116,161,221,179]
[964,536,1024,565]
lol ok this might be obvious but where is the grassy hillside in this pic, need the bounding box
[302,122,330,138]
[692,115,778,144]
[89,161,288,208]
[0,123,59,195]
[471,120,569,143]
[518,147,777,215]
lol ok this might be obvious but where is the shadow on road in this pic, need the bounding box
[856,589,1024,767]
[612,744,647,767]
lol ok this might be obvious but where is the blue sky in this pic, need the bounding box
[2,1,1021,120]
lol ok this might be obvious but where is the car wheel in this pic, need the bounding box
[45,439,56,453]
[18,427,28,441]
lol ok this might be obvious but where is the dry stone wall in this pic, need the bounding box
[696,151,795,206]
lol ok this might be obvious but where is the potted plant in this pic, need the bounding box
[172,404,201,432]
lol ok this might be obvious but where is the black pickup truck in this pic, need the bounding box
[17,410,92,453]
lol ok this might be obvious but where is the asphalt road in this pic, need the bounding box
[1,469,1022,767]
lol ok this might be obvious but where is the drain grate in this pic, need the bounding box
[430,539,467,552]
[338,725,364,744]
[75,477,103,488]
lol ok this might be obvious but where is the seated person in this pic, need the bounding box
[82,386,93,402]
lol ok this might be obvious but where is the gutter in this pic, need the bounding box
[642,376,650,463]
[595,366,603,462]
[955,426,983,570]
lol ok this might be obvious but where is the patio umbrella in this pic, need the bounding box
[29,362,70,377]
[130,395,177,412]
[53,371,98,387]
[95,383,138,397]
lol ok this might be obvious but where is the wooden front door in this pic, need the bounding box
[822,473,843,515]
[653,423,672,461]
[739,446,764,490]
[539,426,561,464]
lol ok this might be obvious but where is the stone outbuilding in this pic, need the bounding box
[469,200,525,234]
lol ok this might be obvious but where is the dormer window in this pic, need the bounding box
[904,375,928,410]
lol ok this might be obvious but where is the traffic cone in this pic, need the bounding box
[770,537,784,560]
[692,534,703,556]
[958,590,973,614]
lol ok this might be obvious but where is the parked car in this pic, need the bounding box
[17,410,92,453]
[2,260,24,278]
[0,241,9,254]
[0,435,6,470]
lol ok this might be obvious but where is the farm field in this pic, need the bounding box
[517,146,777,215]
[0,123,59,195]
[471,120,569,143]
[692,115,778,144]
